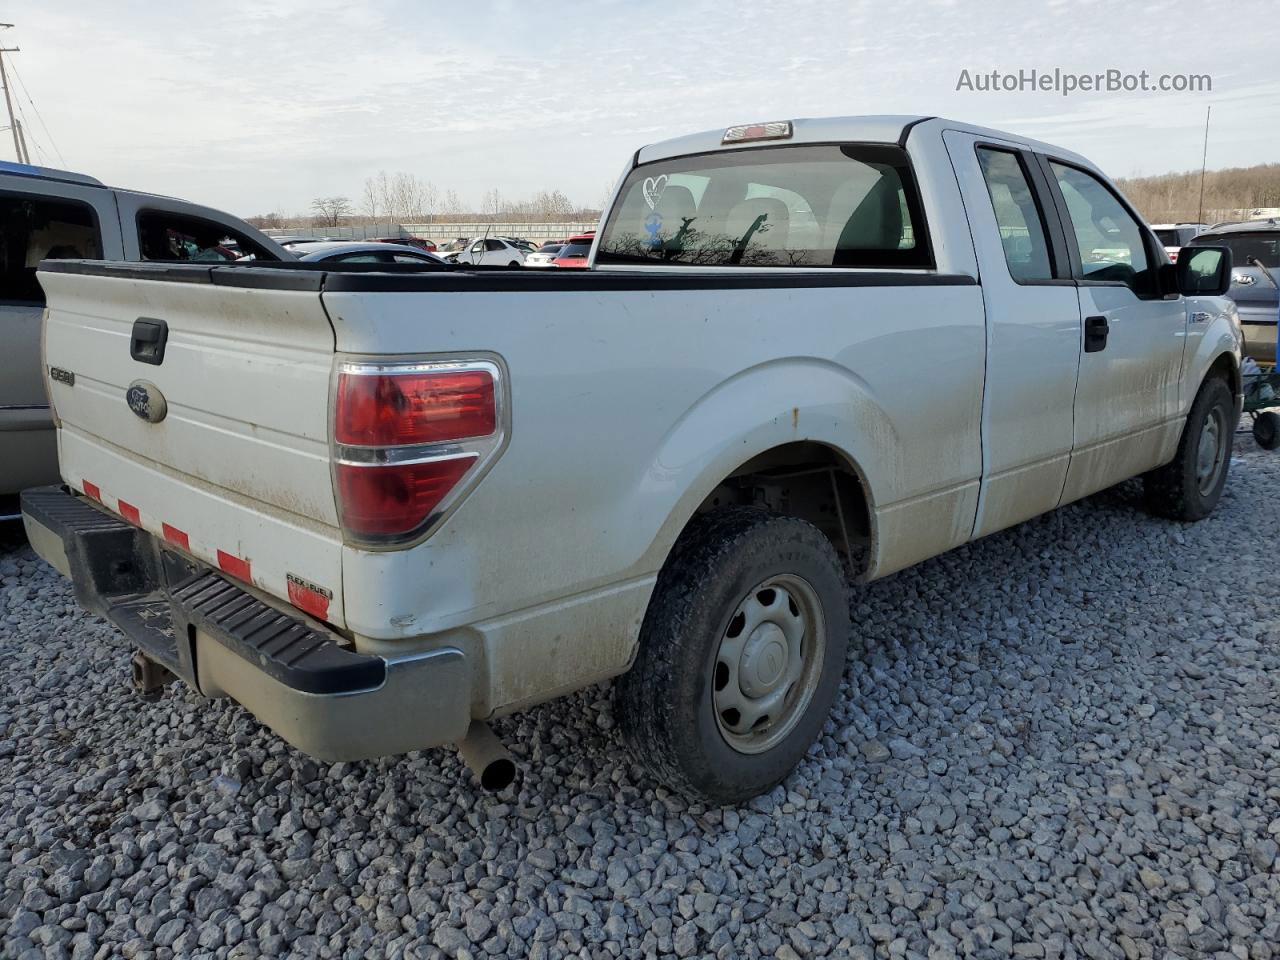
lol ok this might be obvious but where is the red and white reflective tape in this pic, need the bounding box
[77,479,329,624]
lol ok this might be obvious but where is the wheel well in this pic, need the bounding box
[694,441,873,576]
[1208,352,1240,399]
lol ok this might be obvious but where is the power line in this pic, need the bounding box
[6,55,64,167]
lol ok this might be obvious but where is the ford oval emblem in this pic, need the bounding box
[126,380,167,423]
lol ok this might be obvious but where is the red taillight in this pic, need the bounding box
[336,456,476,537]
[335,369,495,447]
[333,360,504,544]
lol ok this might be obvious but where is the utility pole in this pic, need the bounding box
[15,117,28,163]
[0,25,21,163]
[1196,105,1211,225]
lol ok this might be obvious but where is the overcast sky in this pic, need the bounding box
[4,0,1277,217]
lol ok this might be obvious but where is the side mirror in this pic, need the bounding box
[1175,245,1233,296]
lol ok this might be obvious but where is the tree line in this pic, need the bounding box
[1117,162,1280,224]
[247,170,604,229]
[249,162,1280,231]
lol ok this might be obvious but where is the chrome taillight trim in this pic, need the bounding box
[329,355,510,550]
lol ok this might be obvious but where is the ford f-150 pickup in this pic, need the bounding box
[23,116,1240,803]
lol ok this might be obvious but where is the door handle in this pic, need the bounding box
[1084,315,1109,353]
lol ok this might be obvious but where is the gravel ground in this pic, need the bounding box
[2,435,1279,960]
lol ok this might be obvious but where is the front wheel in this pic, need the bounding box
[1144,376,1234,520]
[617,508,848,804]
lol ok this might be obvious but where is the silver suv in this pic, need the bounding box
[0,161,290,499]
[1186,218,1279,362]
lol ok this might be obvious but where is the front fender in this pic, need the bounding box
[1182,295,1243,411]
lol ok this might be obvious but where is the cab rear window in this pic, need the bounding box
[596,144,932,269]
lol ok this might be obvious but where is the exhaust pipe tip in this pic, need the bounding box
[456,720,516,791]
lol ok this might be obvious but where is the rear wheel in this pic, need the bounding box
[1144,376,1234,520]
[1253,411,1280,450]
[617,508,848,804]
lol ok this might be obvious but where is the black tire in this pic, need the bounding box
[1253,411,1280,450]
[617,508,849,804]
[508,260,520,267]
[1144,376,1235,521]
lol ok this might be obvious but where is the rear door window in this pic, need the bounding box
[976,148,1054,282]
[596,143,932,268]
[0,193,102,305]
[137,210,277,262]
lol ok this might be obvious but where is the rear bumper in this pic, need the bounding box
[21,486,472,760]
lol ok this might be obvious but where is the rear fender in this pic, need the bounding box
[636,357,890,577]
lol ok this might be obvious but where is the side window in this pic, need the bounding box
[392,254,430,264]
[333,253,387,263]
[0,193,102,305]
[485,239,504,252]
[976,148,1054,283]
[1049,162,1153,295]
[137,211,276,262]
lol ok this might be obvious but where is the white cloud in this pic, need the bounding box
[3,0,1276,216]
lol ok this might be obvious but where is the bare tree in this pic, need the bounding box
[311,196,352,227]
[361,177,381,220]
[1116,162,1280,223]
[482,189,505,220]
[246,211,285,229]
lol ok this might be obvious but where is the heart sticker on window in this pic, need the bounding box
[642,175,668,210]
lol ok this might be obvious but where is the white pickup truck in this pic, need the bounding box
[23,116,1240,803]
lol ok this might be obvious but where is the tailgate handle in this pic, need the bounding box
[130,318,168,365]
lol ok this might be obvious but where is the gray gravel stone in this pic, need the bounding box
[3,436,1280,959]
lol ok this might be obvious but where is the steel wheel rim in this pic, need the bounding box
[1196,406,1227,495]
[712,574,825,755]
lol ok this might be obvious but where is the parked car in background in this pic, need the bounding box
[498,237,537,254]
[1187,219,1279,361]
[279,237,340,252]
[0,160,289,499]
[1151,223,1207,263]
[23,116,1239,803]
[552,233,594,268]
[523,243,563,267]
[367,236,438,253]
[439,237,526,266]
[296,242,445,265]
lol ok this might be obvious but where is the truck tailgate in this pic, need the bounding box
[38,263,347,626]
